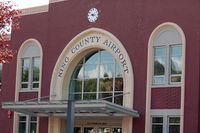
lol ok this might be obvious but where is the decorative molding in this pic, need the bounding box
[49,0,68,4]
[151,109,180,116]
[19,5,49,16]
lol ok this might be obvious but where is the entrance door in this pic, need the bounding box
[74,127,122,133]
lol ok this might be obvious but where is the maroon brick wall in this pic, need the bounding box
[0,0,200,133]
[39,117,48,133]
[19,92,38,101]
[151,87,181,109]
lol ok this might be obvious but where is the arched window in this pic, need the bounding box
[20,42,41,91]
[69,50,123,105]
[153,27,182,86]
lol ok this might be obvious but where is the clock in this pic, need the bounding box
[88,8,98,23]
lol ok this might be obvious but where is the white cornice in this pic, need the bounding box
[20,5,49,16]
[49,0,68,4]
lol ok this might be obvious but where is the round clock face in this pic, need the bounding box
[88,8,98,23]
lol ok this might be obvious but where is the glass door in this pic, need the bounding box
[84,127,95,133]
[99,128,111,133]
[99,128,121,133]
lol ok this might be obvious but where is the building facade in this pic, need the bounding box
[0,0,200,133]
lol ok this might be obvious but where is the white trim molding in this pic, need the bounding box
[145,22,186,133]
[151,109,180,116]
[49,0,68,4]
[19,5,49,16]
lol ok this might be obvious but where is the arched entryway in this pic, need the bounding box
[49,28,136,133]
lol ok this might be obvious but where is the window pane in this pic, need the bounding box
[70,79,82,93]
[21,59,30,82]
[152,125,163,133]
[99,128,111,133]
[84,79,97,92]
[153,76,165,84]
[83,93,96,100]
[30,123,37,133]
[19,116,26,133]
[171,46,182,56]
[85,51,98,64]
[33,58,40,82]
[85,65,98,79]
[84,127,95,133]
[171,76,181,83]
[69,79,82,100]
[152,117,163,123]
[100,64,114,78]
[115,63,122,77]
[169,117,180,133]
[154,47,165,79]
[154,57,165,75]
[154,47,166,57]
[171,56,182,74]
[18,122,26,133]
[74,127,81,133]
[100,78,113,92]
[115,78,123,91]
[169,117,180,123]
[21,83,28,88]
[170,46,182,83]
[169,125,180,133]
[114,92,123,105]
[33,83,39,88]
[100,51,115,63]
[31,116,37,122]
[112,128,122,133]
[71,65,83,79]
[99,93,112,102]
[19,116,26,121]
[71,93,82,100]
[152,117,163,133]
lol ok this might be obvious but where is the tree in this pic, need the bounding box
[0,1,21,64]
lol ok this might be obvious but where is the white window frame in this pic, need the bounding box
[151,109,180,133]
[152,44,182,87]
[18,115,38,133]
[20,56,40,92]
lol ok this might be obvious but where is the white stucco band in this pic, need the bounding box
[50,28,134,132]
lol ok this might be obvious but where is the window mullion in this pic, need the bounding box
[112,59,116,103]
[26,115,30,133]
[96,50,100,100]
[163,115,168,133]
[81,57,85,100]
[28,57,33,90]
[165,46,170,85]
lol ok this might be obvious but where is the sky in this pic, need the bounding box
[1,0,49,9]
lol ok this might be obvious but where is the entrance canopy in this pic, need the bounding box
[2,100,139,119]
